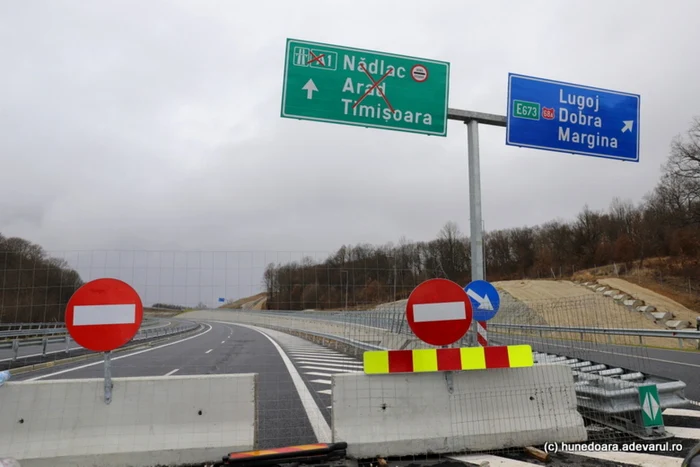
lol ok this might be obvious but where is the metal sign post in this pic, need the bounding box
[104,351,113,405]
[448,109,507,345]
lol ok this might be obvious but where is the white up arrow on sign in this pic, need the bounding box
[466,288,494,311]
[302,79,318,100]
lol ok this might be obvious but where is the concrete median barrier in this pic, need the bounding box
[331,363,586,458]
[0,374,257,467]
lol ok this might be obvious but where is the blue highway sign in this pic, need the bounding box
[464,280,501,322]
[506,73,640,162]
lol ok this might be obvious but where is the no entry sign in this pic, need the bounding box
[405,278,473,346]
[65,278,143,352]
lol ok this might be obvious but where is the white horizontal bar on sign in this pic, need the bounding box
[413,301,466,323]
[73,304,136,326]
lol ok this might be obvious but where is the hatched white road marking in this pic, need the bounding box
[305,372,332,378]
[318,389,332,395]
[309,379,332,385]
[300,366,360,373]
[296,360,362,368]
[164,369,179,376]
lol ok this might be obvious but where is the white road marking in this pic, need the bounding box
[318,389,332,395]
[221,340,225,344]
[666,426,700,440]
[220,322,331,443]
[288,354,357,361]
[165,369,179,376]
[296,360,362,368]
[205,349,213,354]
[309,379,332,385]
[305,372,332,378]
[564,450,682,467]
[450,454,537,466]
[24,323,213,381]
[326,405,332,410]
[292,357,360,365]
[300,365,360,373]
[664,408,700,418]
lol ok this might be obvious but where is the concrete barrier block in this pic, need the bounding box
[650,311,669,320]
[637,305,657,313]
[331,364,586,458]
[613,294,630,302]
[603,289,619,297]
[587,284,599,290]
[595,286,609,293]
[666,320,690,330]
[0,374,257,467]
[624,299,644,308]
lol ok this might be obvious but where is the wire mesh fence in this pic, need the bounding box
[0,249,697,464]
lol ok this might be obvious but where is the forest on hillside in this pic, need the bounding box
[264,118,700,310]
[0,235,83,323]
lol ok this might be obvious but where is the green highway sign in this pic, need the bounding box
[638,384,664,428]
[280,39,450,136]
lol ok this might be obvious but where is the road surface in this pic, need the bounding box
[10,317,700,466]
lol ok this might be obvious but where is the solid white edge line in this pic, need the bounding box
[165,369,179,376]
[24,323,213,381]
[215,321,332,443]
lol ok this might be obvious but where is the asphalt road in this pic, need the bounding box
[14,320,318,449]
[9,316,699,466]
[0,318,183,369]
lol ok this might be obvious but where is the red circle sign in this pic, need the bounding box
[65,278,143,352]
[411,64,428,83]
[406,278,472,346]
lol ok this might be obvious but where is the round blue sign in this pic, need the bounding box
[463,280,501,321]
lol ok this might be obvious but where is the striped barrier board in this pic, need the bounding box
[363,344,533,374]
[227,443,332,460]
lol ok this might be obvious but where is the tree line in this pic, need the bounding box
[0,235,83,323]
[264,118,700,310]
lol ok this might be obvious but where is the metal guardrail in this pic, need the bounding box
[233,309,694,440]
[490,323,700,340]
[0,319,200,362]
[254,309,700,348]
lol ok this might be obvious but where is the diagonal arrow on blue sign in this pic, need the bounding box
[464,280,501,321]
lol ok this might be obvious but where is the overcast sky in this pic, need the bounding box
[2,1,699,304]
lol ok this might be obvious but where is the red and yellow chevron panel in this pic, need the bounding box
[227,444,329,460]
[362,345,533,374]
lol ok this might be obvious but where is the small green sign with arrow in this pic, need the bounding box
[638,384,664,427]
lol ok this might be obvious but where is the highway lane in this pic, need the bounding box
[14,320,320,449]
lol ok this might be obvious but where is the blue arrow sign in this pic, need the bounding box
[506,73,640,162]
[218,297,225,303]
[464,280,500,322]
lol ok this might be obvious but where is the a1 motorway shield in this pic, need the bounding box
[506,73,640,162]
[281,38,450,136]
